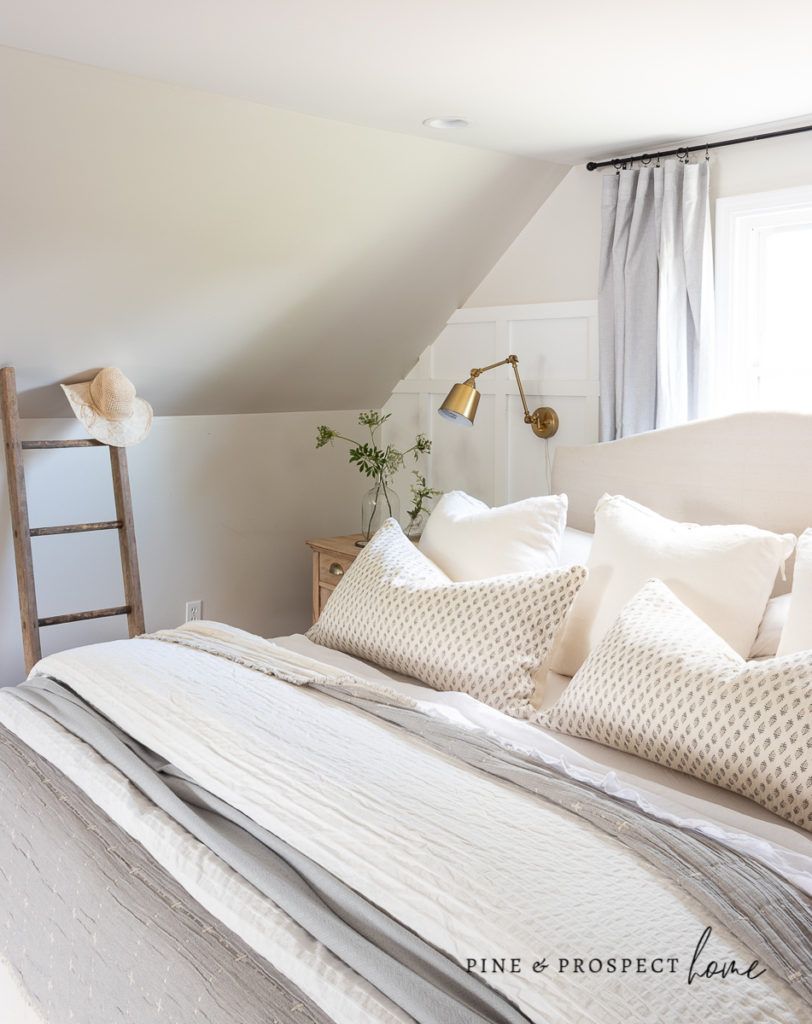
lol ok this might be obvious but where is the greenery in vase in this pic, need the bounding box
[405,472,442,538]
[316,411,432,527]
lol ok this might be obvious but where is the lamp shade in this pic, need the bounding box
[438,379,479,425]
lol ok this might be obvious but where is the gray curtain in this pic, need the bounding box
[598,161,714,441]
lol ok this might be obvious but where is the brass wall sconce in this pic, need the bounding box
[438,355,559,438]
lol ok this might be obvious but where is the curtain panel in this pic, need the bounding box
[598,162,714,441]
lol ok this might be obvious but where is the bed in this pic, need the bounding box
[1,413,810,1024]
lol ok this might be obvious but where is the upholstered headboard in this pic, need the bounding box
[552,413,812,592]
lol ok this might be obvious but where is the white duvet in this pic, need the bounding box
[2,627,810,1024]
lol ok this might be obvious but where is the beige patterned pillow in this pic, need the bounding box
[308,518,586,718]
[541,579,812,830]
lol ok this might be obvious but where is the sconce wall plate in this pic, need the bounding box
[529,406,559,439]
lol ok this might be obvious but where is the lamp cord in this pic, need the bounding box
[544,438,553,494]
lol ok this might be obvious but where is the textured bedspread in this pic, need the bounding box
[8,675,529,1024]
[0,723,332,1024]
[2,622,811,1024]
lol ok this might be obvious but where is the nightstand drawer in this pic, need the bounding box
[318,551,354,586]
[306,534,365,625]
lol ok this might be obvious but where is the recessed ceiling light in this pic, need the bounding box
[422,117,469,130]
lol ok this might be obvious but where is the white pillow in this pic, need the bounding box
[558,527,593,568]
[308,518,586,718]
[778,529,812,655]
[418,490,567,581]
[551,494,795,677]
[749,594,791,659]
[541,579,812,832]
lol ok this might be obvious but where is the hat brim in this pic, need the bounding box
[61,382,153,447]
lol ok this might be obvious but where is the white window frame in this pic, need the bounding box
[715,184,812,414]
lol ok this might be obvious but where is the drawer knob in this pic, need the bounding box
[328,562,345,577]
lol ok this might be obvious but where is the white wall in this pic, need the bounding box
[467,131,812,307]
[0,410,365,683]
[383,302,598,507]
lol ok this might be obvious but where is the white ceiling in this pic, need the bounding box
[2,1,811,161]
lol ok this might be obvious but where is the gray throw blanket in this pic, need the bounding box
[323,686,812,1009]
[0,721,334,1024]
[8,676,534,1024]
[318,687,812,1009]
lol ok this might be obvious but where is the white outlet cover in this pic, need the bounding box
[185,600,203,622]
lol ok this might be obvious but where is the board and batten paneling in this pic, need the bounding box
[383,301,599,506]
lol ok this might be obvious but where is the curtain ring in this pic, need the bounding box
[639,154,652,166]
[705,144,710,161]
[676,147,690,164]
[612,158,623,173]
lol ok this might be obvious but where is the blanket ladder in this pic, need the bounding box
[1,366,145,673]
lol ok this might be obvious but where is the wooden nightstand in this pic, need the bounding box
[305,534,365,623]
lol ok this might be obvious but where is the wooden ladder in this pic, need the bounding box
[1,366,145,673]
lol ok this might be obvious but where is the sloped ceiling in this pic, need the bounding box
[0,47,567,417]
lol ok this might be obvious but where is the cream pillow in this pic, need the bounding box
[558,527,593,568]
[418,490,567,581]
[778,529,812,656]
[551,495,795,677]
[308,518,586,718]
[542,579,812,831]
[750,594,791,659]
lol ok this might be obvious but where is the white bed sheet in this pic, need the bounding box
[275,633,812,883]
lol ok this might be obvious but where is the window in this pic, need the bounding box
[715,185,812,414]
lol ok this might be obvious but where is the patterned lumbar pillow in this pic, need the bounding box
[308,518,587,718]
[541,578,812,830]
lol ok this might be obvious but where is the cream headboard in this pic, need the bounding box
[552,413,812,590]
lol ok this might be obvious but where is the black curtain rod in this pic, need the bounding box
[585,122,812,171]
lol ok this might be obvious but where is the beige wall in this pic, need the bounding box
[1,45,566,419]
[0,46,569,681]
[467,131,812,306]
[708,131,812,200]
[400,131,812,517]
[0,410,365,683]
[466,168,603,306]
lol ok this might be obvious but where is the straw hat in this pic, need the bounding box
[61,368,153,447]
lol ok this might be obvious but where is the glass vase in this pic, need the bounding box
[404,508,428,540]
[361,479,400,542]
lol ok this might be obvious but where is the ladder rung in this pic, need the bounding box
[30,521,123,537]
[22,439,104,449]
[2,366,145,672]
[38,605,131,627]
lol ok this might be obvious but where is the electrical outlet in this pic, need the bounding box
[185,600,203,622]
